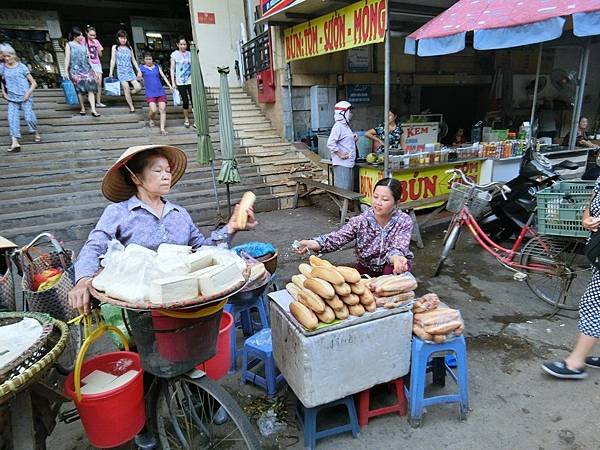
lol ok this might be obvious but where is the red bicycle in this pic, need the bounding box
[434,168,592,311]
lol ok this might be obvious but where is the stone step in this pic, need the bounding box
[0,170,274,213]
[1,189,299,247]
[0,157,311,189]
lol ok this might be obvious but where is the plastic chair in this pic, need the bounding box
[356,378,406,427]
[241,328,284,397]
[296,396,360,450]
[406,335,469,427]
[224,294,269,372]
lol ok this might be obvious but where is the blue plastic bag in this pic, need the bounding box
[61,79,79,105]
[103,77,121,96]
[232,242,276,258]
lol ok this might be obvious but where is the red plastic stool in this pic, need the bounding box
[356,378,407,427]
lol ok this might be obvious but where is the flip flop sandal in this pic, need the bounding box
[34,136,41,142]
[79,111,86,116]
[92,112,101,117]
[8,145,21,153]
[585,356,600,369]
[184,121,190,128]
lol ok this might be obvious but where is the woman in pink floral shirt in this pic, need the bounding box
[297,178,413,276]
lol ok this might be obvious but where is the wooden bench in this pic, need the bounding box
[290,177,364,225]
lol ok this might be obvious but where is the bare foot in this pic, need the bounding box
[160,129,168,135]
[149,119,155,127]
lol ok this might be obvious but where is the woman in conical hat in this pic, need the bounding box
[68,144,256,313]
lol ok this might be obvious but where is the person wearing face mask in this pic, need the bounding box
[328,100,358,191]
[295,178,413,276]
[68,145,258,315]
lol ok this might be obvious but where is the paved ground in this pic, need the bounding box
[47,203,599,450]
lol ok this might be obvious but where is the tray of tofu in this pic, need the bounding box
[89,243,251,311]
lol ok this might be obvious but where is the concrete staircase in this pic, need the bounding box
[0,87,320,250]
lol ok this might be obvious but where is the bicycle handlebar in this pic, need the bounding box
[445,168,511,193]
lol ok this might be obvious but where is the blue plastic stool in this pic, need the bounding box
[224,296,269,372]
[241,328,284,397]
[406,335,469,427]
[295,396,360,450]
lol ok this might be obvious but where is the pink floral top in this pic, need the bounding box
[314,208,413,272]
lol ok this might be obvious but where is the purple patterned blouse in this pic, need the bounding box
[314,208,413,272]
[74,196,229,282]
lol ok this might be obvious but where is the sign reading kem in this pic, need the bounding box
[198,12,216,24]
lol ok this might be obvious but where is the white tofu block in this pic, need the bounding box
[197,262,244,296]
[82,370,117,386]
[189,264,224,278]
[102,370,139,391]
[157,244,192,256]
[149,276,198,304]
[184,252,214,272]
[81,382,112,395]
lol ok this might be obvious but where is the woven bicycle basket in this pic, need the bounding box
[0,312,68,404]
[20,233,76,322]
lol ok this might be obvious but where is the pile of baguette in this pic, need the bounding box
[286,256,376,331]
[365,273,418,308]
[412,293,465,343]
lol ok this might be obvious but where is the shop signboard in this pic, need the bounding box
[283,0,387,62]
[347,46,371,72]
[261,0,295,18]
[0,9,50,30]
[358,160,482,206]
[401,122,439,153]
[346,84,371,104]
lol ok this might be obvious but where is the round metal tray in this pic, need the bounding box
[89,266,250,311]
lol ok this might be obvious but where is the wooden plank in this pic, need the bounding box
[289,177,363,200]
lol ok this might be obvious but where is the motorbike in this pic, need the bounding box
[479,146,580,242]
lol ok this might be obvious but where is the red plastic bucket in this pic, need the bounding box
[151,306,212,362]
[64,351,145,448]
[197,311,233,380]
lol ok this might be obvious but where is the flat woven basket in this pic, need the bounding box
[0,312,68,404]
[89,266,250,311]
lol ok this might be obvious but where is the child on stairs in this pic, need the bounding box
[138,52,173,135]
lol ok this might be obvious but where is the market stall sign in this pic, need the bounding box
[284,0,387,62]
[261,0,295,18]
[197,12,216,24]
[402,122,439,153]
[358,161,482,206]
[346,84,371,104]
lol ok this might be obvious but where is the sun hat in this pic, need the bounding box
[101,145,187,202]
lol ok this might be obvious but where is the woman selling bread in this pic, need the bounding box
[295,178,413,276]
[68,144,256,314]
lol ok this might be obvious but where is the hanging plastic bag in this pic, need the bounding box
[62,79,79,105]
[172,89,182,106]
[104,77,121,97]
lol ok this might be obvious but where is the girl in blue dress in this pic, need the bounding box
[109,30,142,113]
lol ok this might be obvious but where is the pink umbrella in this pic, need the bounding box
[405,0,600,56]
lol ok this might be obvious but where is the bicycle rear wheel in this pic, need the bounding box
[519,236,591,311]
[154,374,260,450]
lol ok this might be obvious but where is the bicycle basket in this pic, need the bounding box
[536,181,595,238]
[446,183,492,217]
[126,305,223,378]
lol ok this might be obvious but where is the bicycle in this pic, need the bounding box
[434,168,593,312]
[91,291,262,450]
